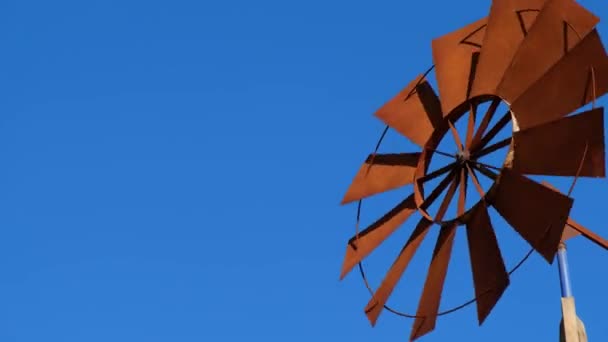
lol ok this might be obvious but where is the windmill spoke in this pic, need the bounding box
[472,110,511,153]
[471,162,498,181]
[470,98,500,149]
[470,160,501,171]
[420,168,459,211]
[435,170,460,219]
[457,168,468,216]
[448,120,465,152]
[472,137,512,159]
[430,149,457,159]
[418,161,458,184]
[465,164,485,198]
[464,103,477,149]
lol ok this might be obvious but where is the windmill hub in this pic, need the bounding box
[456,150,470,164]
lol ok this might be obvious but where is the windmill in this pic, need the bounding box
[339,0,608,340]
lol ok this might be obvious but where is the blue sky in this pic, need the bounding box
[0,0,607,341]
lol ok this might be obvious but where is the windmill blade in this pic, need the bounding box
[409,171,461,340]
[470,0,547,98]
[512,108,605,177]
[364,218,433,326]
[342,153,421,204]
[410,224,457,341]
[487,168,573,263]
[375,76,443,147]
[540,181,608,250]
[432,17,487,116]
[465,202,510,325]
[509,30,608,131]
[497,0,599,104]
[340,195,418,279]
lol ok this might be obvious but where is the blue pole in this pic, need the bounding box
[557,243,573,298]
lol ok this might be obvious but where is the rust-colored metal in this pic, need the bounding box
[340,195,418,279]
[339,1,608,340]
[487,168,573,263]
[364,218,433,325]
[466,202,509,325]
[541,181,608,250]
[510,30,608,130]
[512,108,605,177]
[342,153,421,204]
[432,17,487,116]
[497,0,599,104]
[471,0,547,98]
[375,75,443,147]
[411,223,457,341]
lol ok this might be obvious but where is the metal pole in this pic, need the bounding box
[557,243,573,298]
[557,243,587,342]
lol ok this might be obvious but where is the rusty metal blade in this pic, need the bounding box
[432,18,487,116]
[375,76,443,147]
[471,0,547,98]
[466,202,510,325]
[364,218,433,325]
[340,195,417,279]
[566,218,608,250]
[510,30,608,130]
[512,108,605,177]
[488,168,573,263]
[540,181,608,249]
[497,0,600,103]
[342,153,421,204]
[410,224,457,341]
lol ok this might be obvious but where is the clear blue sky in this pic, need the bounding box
[0,0,607,341]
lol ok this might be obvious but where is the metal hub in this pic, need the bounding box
[455,150,470,164]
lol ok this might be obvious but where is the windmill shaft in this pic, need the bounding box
[557,244,573,298]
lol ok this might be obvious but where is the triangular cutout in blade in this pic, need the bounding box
[364,218,432,326]
[465,202,510,325]
[342,153,421,204]
[410,224,457,341]
[509,30,608,131]
[375,76,443,147]
[471,0,546,98]
[512,108,605,177]
[487,168,573,263]
[340,195,417,279]
[497,0,599,104]
[432,17,487,116]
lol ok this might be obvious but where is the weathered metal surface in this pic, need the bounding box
[432,18,487,116]
[510,30,608,130]
[487,168,573,263]
[541,181,608,249]
[497,0,599,104]
[411,224,457,341]
[342,153,420,204]
[565,218,608,250]
[375,76,443,147]
[466,202,510,325]
[512,108,605,177]
[339,1,608,339]
[364,218,433,325]
[340,195,417,279]
[470,97,500,148]
[471,0,547,98]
